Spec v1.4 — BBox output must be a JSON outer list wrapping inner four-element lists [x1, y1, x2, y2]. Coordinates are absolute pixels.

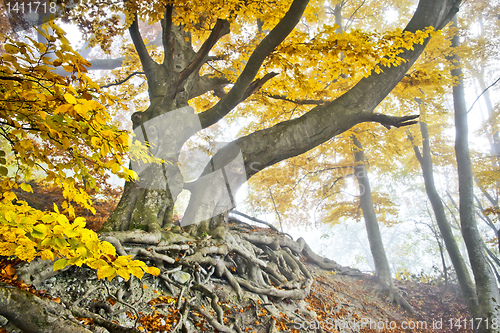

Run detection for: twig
[[269, 188, 284, 233], [467, 76, 500, 114], [100, 72, 145, 89]]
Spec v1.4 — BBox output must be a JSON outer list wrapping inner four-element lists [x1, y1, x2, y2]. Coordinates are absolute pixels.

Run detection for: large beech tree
[[98, 0, 461, 235], [0, 0, 475, 331]]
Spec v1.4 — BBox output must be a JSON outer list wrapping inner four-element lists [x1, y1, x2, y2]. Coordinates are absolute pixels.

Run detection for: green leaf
[[32, 224, 48, 239], [53, 258, 68, 271]]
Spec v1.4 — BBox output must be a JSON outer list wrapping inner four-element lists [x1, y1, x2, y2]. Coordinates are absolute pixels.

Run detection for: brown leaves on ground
[[13, 182, 121, 231], [302, 266, 472, 333], [0, 258, 60, 303]]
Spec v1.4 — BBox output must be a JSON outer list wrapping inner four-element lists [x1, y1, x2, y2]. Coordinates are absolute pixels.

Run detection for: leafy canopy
[[0, 22, 160, 281]]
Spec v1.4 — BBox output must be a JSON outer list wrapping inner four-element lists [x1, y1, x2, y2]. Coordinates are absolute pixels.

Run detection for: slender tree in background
[[353, 135, 414, 313], [451, 16, 500, 332], [411, 114, 479, 316]]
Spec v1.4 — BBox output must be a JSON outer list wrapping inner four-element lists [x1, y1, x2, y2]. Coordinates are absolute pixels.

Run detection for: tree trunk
[[451, 16, 500, 333], [0, 284, 93, 333], [101, 104, 196, 233], [100, 0, 460, 235], [352, 136, 393, 289], [412, 118, 479, 316], [352, 136, 415, 313]]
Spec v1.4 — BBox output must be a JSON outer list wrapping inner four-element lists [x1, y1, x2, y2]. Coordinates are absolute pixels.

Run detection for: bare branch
[[368, 113, 420, 129], [467, 76, 500, 114], [198, 0, 311, 129], [100, 71, 145, 89], [129, 13, 158, 74]]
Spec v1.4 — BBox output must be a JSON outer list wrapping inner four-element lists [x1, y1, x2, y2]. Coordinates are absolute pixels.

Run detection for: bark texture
[[451, 16, 500, 333], [413, 119, 479, 316], [0, 284, 92, 333]]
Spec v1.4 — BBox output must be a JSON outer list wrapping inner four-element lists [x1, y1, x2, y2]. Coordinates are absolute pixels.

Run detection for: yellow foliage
[[0, 196, 157, 281], [0, 24, 161, 281]]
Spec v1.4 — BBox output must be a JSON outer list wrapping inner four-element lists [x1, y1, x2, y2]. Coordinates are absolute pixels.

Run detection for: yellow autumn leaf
[[63, 93, 77, 104], [100, 241, 117, 255], [97, 265, 116, 280], [40, 249, 55, 261], [86, 258, 108, 270], [32, 224, 48, 239], [117, 267, 131, 281], [129, 266, 145, 280], [19, 183, 33, 193], [146, 266, 160, 276], [4, 44, 19, 54]]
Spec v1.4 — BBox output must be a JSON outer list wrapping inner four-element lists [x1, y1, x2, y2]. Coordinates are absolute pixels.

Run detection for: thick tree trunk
[[451, 17, 500, 333], [412, 119, 479, 316], [0, 284, 92, 333], [101, 0, 460, 234], [102, 105, 194, 233]]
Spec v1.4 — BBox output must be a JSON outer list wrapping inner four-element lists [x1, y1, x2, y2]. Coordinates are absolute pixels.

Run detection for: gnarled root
[[4, 220, 359, 332], [0, 282, 92, 333]]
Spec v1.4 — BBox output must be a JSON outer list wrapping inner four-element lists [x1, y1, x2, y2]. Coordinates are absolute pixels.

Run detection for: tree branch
[[161, 4, 174, 66], [242, 72, 279, 100], [198, 0, 311, 129], [177, 19, 230, 86], [129, 13, 158, 75], [88, 58, 126, 70], [100, 71, 145, 89], [189, 74, 231, 99], [265, 93, 326, 105], [200, 0, 459, 182], [367, 113, 420, 129]]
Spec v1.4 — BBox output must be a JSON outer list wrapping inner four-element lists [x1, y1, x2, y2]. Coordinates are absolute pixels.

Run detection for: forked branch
[[198, 0, 311, 129], [177, 19, 230, 86], [368, 113, 420, 129]]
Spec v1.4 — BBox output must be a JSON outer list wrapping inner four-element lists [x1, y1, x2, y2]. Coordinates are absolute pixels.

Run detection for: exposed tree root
[[385, 287, 417, 316], [0, 282, 92, 333], [2, 218, 415, 332]]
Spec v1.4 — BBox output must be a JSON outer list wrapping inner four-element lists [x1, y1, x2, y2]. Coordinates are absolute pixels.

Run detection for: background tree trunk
[[352, 136, 415, 313], [352, 136, 393, 289], [412, 117, 479, 316], [451, 16, 500, 333]]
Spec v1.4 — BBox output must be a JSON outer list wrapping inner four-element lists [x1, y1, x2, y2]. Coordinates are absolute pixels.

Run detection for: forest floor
[[2, 184, 472, 332], [0, 228, 472, 333]]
